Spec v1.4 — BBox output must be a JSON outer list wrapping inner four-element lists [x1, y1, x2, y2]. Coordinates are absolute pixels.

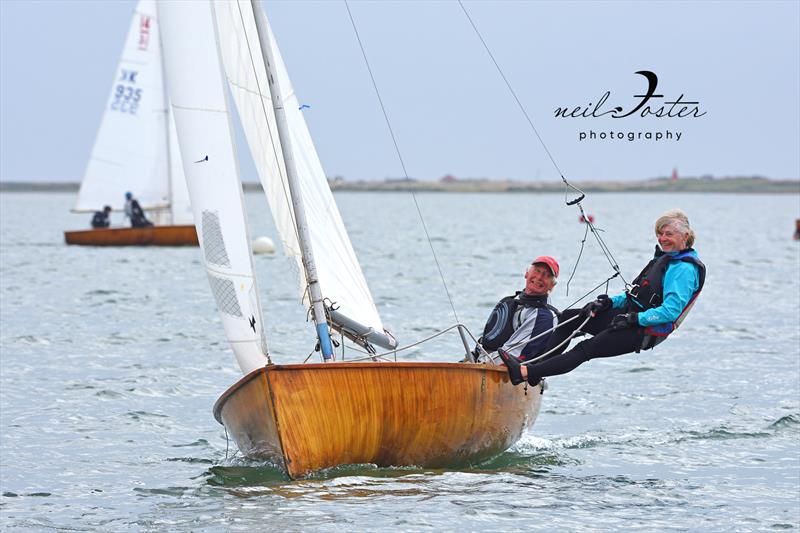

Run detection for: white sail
[[166, 112, 193, 224], [158, 0, 268, 373], [214, 0, 389, 341], [75, 0, 191, 225]]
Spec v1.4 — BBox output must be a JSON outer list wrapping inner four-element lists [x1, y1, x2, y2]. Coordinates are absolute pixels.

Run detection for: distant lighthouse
[[671, 168, 679, 181]]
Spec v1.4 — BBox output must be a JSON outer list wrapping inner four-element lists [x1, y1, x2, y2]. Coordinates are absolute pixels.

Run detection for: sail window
[[201, 210, 232, 267], [207, 274, 243, 318]]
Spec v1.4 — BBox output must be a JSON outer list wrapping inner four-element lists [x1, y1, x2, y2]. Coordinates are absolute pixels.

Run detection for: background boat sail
[[158, 0, 542, 479], [64, 0, 197, 246]]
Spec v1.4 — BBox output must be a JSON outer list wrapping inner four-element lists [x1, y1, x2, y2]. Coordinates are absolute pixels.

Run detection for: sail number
[[110, 69, 142, 115], [110, 84, 142, 114]]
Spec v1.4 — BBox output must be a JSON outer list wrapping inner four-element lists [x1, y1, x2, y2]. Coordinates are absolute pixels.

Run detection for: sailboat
[[158, 0, 542, 479], [64, 0, 197, 247]]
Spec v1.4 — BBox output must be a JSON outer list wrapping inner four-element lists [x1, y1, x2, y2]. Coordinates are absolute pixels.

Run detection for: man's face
[[524, 263, 556, 295]]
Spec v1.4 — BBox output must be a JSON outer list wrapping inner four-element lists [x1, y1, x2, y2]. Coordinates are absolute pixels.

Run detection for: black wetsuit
[[524, 306, 644, 378]]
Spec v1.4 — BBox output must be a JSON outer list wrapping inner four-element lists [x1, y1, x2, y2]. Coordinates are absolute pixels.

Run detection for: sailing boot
[[497, 349, 524, 385]]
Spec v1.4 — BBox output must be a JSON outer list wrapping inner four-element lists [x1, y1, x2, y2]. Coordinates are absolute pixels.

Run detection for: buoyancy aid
[[91, 211, 109, 228], [626, 246, 706, 349], [479, 292, 560, 352]]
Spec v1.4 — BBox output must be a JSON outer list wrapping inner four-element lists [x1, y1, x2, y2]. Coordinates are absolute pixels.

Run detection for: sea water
[[1, 191, 798, 531]]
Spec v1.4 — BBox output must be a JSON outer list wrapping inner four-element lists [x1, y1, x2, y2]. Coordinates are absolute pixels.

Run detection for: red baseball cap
[[532, 256, 559, 278]]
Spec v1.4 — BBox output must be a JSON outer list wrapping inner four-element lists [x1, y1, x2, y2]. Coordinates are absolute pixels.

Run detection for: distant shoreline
[[1, 176, 798, 194]]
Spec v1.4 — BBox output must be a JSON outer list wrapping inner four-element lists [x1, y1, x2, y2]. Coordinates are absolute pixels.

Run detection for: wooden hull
[[64, 225, 198, 246], [214, 362, 543, 478]]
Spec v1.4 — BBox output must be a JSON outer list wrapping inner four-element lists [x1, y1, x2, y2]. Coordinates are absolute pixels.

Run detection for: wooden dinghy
[[68, 0, 195, 244], [214, 362, 543, 479], [159, 1, 545, 480], [64, 225, 198, 246]]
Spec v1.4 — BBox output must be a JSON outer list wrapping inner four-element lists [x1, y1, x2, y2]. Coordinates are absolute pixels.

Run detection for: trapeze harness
[[625, 247, 706, 351], [479, 292, 560, 352]]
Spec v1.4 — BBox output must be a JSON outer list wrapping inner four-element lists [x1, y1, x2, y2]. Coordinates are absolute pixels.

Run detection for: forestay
[[213, 0, 393, 347], [158, 0, 268, 373], [75, 0, 191, 225]]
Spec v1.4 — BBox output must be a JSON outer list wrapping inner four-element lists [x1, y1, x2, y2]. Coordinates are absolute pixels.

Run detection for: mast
[[157, 16, 174, 225], [250, 0, 335, 361]]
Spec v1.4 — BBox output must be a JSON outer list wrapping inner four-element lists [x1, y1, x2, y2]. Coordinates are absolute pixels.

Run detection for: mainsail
[[214, 0, 395, 349], [75, 0, 191, 225], [158, 0, 268, 373]]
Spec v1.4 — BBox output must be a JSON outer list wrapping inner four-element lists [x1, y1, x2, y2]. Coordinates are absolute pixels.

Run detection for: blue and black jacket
[[611, 246, 705, 348]]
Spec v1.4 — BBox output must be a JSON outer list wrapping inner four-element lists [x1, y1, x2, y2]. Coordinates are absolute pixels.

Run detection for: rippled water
[[1, 191, 799, 531]]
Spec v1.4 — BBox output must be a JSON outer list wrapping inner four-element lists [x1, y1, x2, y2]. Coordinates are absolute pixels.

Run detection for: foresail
[[167, 112, 193, 225], [214, 1, 393, 346], [75, 0, 170, 213], [158, 0, 268, 374]]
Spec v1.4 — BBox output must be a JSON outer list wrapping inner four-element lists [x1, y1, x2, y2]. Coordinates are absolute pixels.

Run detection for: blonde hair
[[655, 209, 695, 248]]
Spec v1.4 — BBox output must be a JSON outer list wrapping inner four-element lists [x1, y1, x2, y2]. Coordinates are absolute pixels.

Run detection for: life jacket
[[91, 211, 109, 228], [479, 292, 560, 352], [625, 246, 706, 350], [129, 200, 152, 227]]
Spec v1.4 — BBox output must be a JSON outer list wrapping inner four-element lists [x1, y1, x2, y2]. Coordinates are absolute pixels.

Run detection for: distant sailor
[[477, 256, 561, 387], [124, 191, 153, 228], [502, 209, 705, 386], [91, 205, 112, 228]]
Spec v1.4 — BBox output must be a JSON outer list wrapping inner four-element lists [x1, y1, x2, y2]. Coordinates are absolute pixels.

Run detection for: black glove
[[582, 294, 612, 317], [611, 312, 638, 330], [594, 294, 612, 312]]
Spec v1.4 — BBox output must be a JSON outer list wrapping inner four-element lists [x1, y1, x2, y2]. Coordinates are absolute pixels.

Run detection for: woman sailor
[[502, 209, 705, 385]]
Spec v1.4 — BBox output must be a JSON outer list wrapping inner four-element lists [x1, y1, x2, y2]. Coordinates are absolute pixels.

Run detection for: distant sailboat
[[158, 0, 542, 479], [64, 0, 197, 246]]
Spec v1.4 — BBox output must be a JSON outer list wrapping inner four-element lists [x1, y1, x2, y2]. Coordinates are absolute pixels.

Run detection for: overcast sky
[[1, 0, 798, 182]]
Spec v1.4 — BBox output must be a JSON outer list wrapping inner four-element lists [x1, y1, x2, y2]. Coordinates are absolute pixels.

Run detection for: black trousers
[[524, 307, 646, 379]]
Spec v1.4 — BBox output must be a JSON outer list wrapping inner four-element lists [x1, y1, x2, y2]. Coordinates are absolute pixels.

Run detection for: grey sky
[[1, 0, 798, 182]]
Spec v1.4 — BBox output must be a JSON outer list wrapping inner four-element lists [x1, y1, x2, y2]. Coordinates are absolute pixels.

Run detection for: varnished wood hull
[[64, 225, 198, 246], [214, 362, 543, 478]]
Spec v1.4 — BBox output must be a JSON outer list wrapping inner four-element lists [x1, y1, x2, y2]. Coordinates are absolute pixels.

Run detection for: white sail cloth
[[158, 0, 268, 373], [75, 0, 191, 225], [214, 0, 386, 336]]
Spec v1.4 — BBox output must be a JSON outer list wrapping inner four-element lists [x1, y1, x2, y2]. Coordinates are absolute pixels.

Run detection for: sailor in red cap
[[475, 256, 561, 382]]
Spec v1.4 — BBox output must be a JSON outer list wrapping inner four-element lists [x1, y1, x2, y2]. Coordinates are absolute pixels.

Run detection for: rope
[[563, 272, 620, 313], [344, 1, 462, 326], [498, 312, 583, 353], [522, 313, 593, 365], [341, 323, 473, 362], [457, 1, 629, 290]]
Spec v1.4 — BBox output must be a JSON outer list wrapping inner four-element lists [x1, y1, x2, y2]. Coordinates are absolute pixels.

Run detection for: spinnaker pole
[[250, 0, 334, 361]]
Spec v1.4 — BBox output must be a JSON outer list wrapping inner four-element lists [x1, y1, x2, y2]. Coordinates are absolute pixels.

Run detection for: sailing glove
[[582, 294, 612, 317], [611, 312, 638, 330], [594, 294, 612, 312]]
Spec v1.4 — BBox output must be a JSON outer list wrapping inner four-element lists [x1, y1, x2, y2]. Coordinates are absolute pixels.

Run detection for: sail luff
[[158, 31, 174, 225]]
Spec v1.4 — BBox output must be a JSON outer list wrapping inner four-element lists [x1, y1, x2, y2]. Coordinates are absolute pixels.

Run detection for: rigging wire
[[343, 0, 462, 326], [457, 1, 630, 292]]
